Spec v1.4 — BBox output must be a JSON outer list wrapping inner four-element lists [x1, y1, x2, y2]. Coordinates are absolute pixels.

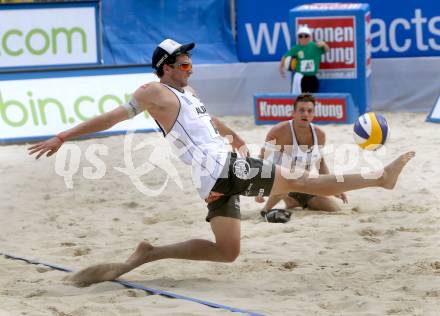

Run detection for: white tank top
[[289, 120, 322, 172], [161, 84, 229, 199]]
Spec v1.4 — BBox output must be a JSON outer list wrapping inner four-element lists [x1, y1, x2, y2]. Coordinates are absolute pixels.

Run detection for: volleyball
[[283, 56, 297, 71], [353, 112, 390, 150]]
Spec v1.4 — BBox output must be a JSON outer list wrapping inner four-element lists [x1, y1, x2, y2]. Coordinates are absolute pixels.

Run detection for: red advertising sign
[[296, 16, 357, 78], [256, 97, 347, 123]]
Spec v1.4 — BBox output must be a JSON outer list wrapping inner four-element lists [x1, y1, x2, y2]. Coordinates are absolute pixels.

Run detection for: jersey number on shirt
[[300, 59, 316, 72]]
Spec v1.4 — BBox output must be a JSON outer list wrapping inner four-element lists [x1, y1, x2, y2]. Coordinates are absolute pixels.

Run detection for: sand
[[1, 112, 439, 315]]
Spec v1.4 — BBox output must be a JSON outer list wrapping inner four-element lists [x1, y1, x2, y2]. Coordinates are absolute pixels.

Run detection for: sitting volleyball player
[[28, 38, 414, 285], [257, 93, 348, 223]]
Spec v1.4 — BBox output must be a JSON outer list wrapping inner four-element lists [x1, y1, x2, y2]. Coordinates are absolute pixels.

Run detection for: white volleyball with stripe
[[283, 56, 297, 71], [353, 112, 390, 150]]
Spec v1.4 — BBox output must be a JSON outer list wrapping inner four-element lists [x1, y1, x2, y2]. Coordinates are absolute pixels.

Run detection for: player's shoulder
[[137, 81, 163, 93], [267, 121, 291, 139], [133, 82, 171, 108], [134, 82, 169, 100], [271, 120, 290, 132]]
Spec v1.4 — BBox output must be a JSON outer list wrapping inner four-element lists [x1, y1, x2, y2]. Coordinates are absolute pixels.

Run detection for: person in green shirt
[[280, 26, 329, 93]]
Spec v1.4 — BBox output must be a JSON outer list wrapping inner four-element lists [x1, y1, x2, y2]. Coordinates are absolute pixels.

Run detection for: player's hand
[[279, 65, 286, 78], [316, 41, 326, 47], [255, 196, 265, 203], [335, 193, 348, 204], [28, 137, 63, 159], [231, 134, 250, 158]]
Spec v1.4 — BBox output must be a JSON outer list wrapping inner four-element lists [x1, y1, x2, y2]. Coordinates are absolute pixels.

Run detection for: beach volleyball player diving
[[28, 38, 415, 285]]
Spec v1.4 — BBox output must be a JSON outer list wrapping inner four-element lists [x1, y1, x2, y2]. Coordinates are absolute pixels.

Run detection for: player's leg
[[67, 217, 241, 286], [261, 194, 286, 211], [300, 75, 319, 93], [125, 196, 242, 265], [283, 195, 301, 209], [306, 196, 340, 212], [124, 217, 240, 267], [284, 192, 311, 209], [269, 151, 415, 196]]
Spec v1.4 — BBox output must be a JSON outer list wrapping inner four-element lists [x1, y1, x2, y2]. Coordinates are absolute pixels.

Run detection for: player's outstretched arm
[[317, 41, 330, 52], [255, 126, 282, 203], [28, 106, 130, 159], [279, 56, 287, 78], [211, 116, 249, 157]]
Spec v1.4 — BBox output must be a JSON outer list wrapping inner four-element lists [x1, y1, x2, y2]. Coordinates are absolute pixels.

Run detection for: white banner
[[0, 7, 98, 68], [427, 95, 440, 123], [0, 72, 159, 142]]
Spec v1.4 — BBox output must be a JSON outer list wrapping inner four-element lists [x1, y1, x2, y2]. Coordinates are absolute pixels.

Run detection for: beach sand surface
[[1, 112, 439, 315]]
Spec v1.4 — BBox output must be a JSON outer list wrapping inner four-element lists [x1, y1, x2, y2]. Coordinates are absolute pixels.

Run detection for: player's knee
[[332, 202, 342, 212], [326, 199, 342, 212], [309, 198, 341, 212], [218, 243, 240, 262], [324, 203, 340, 212], [223, 249, 240, 262]]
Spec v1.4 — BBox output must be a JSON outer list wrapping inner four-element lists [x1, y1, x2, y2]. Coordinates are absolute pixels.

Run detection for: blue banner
[[236, 0, 440, 61], [102, 0, 238, 65]]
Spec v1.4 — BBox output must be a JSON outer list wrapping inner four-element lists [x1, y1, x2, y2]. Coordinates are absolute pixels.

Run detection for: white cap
[[158, 39, 183, 54], [297, 26, 312, 36], [152, 39, 195, 69]]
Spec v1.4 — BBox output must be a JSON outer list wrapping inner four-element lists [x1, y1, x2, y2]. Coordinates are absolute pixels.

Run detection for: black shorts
[[206, 153, 276, 222], [287, 192, 315, 208], [301, 75, 319, 93]]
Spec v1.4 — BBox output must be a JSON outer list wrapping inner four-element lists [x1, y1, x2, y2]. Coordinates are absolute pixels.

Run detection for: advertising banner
[[0, 2, 100, 69], [0, 68, 158, 143], [236, 0, 440, 61], [289, 4, 371, 115], [296, 16, 357, 79], [254, 93, 358, 125], [101, 0, 237, 65], [426, 95, 440, 123]]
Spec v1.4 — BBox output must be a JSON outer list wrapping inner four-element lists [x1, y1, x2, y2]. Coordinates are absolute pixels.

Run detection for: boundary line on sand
[[0, 252, 264, 316]]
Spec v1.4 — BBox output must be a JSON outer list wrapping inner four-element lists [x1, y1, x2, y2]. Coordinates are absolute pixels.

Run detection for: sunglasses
[[298, 34, 310, 39], [170, 62, 192, 72]]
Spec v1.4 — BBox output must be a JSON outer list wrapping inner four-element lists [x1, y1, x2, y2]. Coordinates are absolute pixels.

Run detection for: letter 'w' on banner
[[426, 94, 440, 123]]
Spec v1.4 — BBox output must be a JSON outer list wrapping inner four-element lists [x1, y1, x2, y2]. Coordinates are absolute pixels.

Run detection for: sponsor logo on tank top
[[195, 105, 207, 115]]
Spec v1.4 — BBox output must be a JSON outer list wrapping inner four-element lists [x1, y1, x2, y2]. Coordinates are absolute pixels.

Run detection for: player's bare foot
[[65, 262, 131, 287], [380, 151, 415, 189], [125, 241, 154, 268]]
